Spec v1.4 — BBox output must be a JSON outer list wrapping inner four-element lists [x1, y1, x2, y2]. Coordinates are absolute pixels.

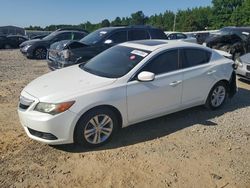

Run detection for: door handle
[[169, 80, 182, 87], [207, 70, 216, 75]]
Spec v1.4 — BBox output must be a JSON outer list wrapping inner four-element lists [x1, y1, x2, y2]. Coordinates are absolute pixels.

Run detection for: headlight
[[60, 49, 70, 60], [34, 101, 75, 115], [23, 45, 31, 51], [235, 58, 243, 68]]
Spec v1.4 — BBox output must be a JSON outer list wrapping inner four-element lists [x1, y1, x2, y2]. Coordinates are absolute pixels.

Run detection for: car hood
[[20, 39, 41, 47], [50, 40, 88, 51], [50, 40, 72, 50], [23, 65, 117, 102], [239, 53, 250, 64]]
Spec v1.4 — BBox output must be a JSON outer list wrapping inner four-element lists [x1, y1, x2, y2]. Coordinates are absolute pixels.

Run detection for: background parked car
[[20, 28, 88, 59], [204, 27, 250, 60], [236, 53, 250, 81], [0, 35, 28, 49], [47, 25, 167, 70], [165, 32, 197, 43]]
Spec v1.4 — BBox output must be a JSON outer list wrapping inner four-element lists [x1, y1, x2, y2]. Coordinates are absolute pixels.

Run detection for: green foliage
[[25, 0, 250, 32]]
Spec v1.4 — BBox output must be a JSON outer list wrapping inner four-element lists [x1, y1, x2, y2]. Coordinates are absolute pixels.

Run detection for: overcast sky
[[0, 0, 212, 27]]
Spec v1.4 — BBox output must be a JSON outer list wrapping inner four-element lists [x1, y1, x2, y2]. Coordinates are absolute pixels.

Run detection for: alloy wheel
[[35, 48, 46, 59], [211, 85, 226, 107], [84, 114, 113, 144]]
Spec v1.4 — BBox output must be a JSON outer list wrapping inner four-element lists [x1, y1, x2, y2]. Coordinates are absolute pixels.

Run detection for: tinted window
[[141, 50, 179, 75], [108, 31, 127, 43], [73, 32, 86, 40], [176, 33, 187, 39], [128, 30, 150, 40], [81, 46, 150, 78], [168, 34, 176, 40], [149, 29, 167, 39], [56, 33, 72, 40], [181, 49, 211, 68], [80, 29, 110, 45]]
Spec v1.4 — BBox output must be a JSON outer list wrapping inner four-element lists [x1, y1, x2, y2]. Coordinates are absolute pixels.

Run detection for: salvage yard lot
[[0, 49, 249, 188]]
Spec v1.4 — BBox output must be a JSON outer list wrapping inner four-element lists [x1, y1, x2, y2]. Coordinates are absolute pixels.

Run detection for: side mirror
[[104, 39, 113, 45], [137, 71, 155, 82]]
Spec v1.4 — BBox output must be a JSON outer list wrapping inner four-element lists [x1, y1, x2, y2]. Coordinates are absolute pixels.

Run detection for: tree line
[[25, 0, 250, 32]]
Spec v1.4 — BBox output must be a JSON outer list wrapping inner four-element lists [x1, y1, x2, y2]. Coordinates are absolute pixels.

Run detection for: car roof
[[119, 40, 208, 52], [95, 25, 160, 32]]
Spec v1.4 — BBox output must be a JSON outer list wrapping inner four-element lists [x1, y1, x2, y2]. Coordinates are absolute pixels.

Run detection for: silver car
[[236, 53, 250, 81]]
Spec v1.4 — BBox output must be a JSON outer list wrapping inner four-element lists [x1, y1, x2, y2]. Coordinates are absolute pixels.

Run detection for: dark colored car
[[205, 27, 250, 59], [20, 28, 88, 59], [0, 35, 28, 49], [47, 25, 167, 70]]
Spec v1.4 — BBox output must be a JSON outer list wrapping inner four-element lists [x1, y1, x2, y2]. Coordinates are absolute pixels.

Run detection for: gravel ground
[[0, 49, 249, 188]]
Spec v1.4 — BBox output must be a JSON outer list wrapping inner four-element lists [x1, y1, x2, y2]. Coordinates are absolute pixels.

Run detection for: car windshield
[[80, 46, 150, 78], [80, 29, 110, 45], [42, 31, 58, 40]]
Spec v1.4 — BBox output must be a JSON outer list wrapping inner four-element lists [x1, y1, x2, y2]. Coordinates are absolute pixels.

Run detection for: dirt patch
[[0, 50, 250, 188]]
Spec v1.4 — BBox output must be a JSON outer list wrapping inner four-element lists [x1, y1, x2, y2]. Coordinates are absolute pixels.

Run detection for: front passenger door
[[127, 49, 183, 124]]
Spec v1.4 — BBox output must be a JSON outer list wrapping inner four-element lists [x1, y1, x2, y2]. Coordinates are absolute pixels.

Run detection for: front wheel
[[34, 47, 47, 59], [205, 82, 228, 110], [74, 108, 119, 147]]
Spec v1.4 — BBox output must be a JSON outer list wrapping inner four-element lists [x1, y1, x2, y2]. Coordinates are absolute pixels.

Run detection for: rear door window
[[128, 30, 150, 41], [181, 48, 211, 68]]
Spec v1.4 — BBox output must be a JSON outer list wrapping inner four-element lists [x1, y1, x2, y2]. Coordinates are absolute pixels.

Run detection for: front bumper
[[47, 50, 75, 70], [236, 63, 250, 80], [17, 91, 79, 145], [20, 47, 33, 58]]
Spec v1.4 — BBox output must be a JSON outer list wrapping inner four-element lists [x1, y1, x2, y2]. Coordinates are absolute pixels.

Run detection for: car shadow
[[53, 87, 250, 153]]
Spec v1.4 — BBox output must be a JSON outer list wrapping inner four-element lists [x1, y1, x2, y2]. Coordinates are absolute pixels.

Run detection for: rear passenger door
[[180, 48, 216, 107]]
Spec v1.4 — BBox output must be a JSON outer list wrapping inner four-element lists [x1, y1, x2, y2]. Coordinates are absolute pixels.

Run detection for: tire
[[4, 44, 12, 49], [34, 47, 47, 59], [74, 108, 119, 147], [205, 82, 228, 110]]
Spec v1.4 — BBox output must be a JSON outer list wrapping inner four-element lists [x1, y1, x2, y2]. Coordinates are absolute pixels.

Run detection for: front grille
[[28, 128, 58, 140], [19, 96, 34, 110], [247, 65, 250, 71]]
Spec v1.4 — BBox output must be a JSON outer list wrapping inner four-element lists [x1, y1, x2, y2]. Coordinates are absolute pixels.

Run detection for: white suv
[[18, 40, 237, 147]]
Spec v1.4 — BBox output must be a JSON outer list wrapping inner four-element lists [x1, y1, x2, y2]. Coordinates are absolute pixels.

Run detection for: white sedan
[[18, 40, 237, 147]]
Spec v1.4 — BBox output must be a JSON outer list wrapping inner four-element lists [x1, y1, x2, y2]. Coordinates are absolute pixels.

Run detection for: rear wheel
[[205, 82, 228, 110], [74, 108, 119, 147], [34, 47, 47, 59]]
